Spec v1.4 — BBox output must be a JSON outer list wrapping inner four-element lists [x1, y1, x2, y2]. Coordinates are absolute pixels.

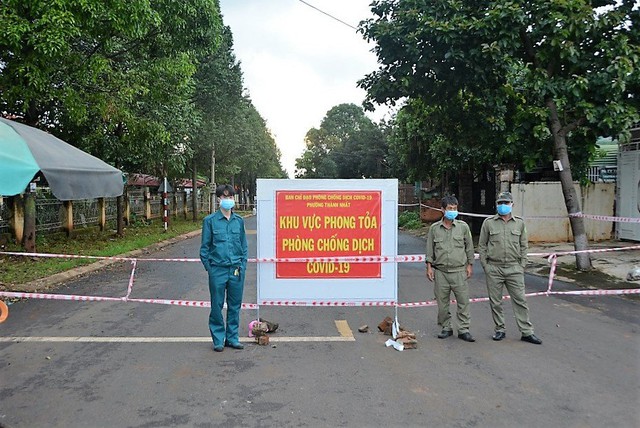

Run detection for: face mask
[[497, 204, 512, 216], [220, 199, 235, 210], [444, 210, 458, 220]]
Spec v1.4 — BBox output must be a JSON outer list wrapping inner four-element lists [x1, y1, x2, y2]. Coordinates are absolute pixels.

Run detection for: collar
[[214, 210, 237, 221]]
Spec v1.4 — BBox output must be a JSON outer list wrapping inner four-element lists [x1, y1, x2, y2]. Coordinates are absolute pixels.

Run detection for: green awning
[[0, 120, 40, 196], [0, 118, 123, 199]]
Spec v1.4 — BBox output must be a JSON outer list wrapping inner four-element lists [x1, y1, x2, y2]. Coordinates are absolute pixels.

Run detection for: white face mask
[[444, 210, 458, 220], [220, 199, 235, 210], [497, 203, 512, 215]]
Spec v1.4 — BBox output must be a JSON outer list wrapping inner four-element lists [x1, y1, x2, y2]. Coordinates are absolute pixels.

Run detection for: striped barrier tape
[[1, 246, 638, 318], [3, 246, 640, 263], [0, 291, 258, 310], [0, 250, 428, 264], [569, 212, 640, 223], [258, 300, 396, 307], [1, 287, 638, 311], [420, 204, 640, 223]]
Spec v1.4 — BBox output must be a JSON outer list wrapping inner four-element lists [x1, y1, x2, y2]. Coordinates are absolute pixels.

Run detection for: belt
[[486, 260, 519, 267]]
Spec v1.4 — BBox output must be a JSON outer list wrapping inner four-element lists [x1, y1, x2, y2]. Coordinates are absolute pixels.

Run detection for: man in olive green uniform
[[426, 196, 476, 342], [478, 191, 542, 345]]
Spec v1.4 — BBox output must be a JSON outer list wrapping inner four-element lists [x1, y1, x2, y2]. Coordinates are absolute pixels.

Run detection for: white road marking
[[0, 321, 356, 343], [0, 336, 355, 343]]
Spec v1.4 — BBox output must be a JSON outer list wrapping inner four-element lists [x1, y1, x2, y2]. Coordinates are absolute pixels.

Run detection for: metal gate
[[471, 169, 496, 234], [617, 141, 640, 241]]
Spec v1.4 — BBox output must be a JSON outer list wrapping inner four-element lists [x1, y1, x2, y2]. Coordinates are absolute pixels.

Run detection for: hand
[[426, 266, 434, 282], [466, 264, 473, 279]]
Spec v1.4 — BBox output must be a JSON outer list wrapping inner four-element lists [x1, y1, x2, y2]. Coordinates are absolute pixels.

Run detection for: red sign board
[[275, 190, 382, 278]]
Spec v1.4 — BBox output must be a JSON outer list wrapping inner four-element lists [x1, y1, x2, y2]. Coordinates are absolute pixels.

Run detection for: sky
[[218, 0, 392, 177]]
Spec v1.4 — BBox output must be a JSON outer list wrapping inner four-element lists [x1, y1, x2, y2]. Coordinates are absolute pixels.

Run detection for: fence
[[0, 188, 211, 241], [0, 198, 9, 235]]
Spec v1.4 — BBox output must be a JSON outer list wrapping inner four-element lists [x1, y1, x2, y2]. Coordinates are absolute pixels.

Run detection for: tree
[[295, 103, 390, 179], [0, 0, 223, 176], [360, 0, 639, 269]]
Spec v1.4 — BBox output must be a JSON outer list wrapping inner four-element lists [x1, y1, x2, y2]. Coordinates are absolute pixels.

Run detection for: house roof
[[175, 178, 207, 189], [127, 173, 160, 187]]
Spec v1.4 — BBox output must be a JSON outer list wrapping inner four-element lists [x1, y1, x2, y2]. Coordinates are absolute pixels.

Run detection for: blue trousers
[[208, 266, 245, 347]]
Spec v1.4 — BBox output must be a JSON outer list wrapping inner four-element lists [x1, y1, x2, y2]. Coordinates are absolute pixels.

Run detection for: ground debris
[[378, 316, 418, 350], [377, 316, 393, 335]]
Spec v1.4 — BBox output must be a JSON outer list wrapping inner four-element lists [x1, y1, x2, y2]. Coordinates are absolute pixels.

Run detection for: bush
[[398, 210, 422, 229]]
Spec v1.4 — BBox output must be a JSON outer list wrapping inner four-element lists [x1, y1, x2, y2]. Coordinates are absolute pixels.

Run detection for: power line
[[297, 0, 359, 30]]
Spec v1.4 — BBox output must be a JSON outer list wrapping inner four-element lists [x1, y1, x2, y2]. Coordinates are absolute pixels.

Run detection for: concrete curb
[[10, 229, 203, 293]]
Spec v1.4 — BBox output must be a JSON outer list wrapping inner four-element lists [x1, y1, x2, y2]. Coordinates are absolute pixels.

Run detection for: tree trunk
[[546, 98, 592, 270], [116, 194, 124, 237], [210, 145, 215, 188], [191, 159, 198, 222], [22, 192, 36, 253], [458, 169, 473, 213]]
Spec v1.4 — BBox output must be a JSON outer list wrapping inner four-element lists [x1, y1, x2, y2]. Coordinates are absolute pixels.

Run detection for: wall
[[511, 182, 615, 242]]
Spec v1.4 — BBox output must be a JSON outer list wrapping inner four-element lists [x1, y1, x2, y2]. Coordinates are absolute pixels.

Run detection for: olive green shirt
[[425, 219, 474, 273], [478, 214, 528, 268]]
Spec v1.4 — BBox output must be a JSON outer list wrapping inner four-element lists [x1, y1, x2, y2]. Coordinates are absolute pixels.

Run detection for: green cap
[[496, 191, 513, 203]]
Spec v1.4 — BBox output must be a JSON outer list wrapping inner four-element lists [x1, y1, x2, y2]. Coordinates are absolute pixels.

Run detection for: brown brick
[[378, 316, 393, 334], [397, 337, 418, 349]]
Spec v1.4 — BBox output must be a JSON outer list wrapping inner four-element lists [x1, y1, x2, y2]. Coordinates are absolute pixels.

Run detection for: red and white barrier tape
[[570, 212, 640, 223], [2, 245, 638, 264], [2, 287, 637, 310], [259, 300, 396, 307], [531, 245, 640, 258], [0, 251, 200, 262], [124, 260, 137, 299], [1, 246, 638, 311], [0, 291, 258, 309], [420, 204, 640, 223]]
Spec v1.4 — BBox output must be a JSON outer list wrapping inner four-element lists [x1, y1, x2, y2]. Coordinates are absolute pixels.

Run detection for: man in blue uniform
[[200, 184, 248, 352]]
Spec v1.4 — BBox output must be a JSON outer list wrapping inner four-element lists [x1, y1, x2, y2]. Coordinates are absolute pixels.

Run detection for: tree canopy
[[295, 103, 390, 179], [359, 0, 639, 268], [0, 0, 284, 190]]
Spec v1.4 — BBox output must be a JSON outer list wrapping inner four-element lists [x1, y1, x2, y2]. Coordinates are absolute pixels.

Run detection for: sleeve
[[199, 218, 212, 271], [464, 223, 474, 265], [425, 225, 435, 266], [240, 217, 248, 269], [478, 219, 489, 270], [520, 220, 528, 268]]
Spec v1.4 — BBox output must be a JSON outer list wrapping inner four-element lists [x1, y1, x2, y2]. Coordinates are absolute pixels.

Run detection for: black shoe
[[458, 332, 475, 342], [521, 334, 542, 345], [492, 331, 506, 341], [225, 341, 245, 350], [213, 345, 224, 352], [437, 330, 453, 339]]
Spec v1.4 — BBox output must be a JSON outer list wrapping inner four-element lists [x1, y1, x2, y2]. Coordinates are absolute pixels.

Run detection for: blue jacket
[[200, 210, 248, 271]]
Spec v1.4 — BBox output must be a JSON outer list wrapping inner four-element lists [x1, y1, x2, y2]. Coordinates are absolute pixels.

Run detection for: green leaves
[[295, 104, 389, 179], [359, 0, 639, 182]]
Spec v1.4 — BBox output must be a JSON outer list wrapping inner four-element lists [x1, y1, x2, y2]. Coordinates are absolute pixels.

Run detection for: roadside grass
[[0, 214, 228, 286]]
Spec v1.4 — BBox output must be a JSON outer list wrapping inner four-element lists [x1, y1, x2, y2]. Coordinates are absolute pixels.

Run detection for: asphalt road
[[1, 216, 638, 427]]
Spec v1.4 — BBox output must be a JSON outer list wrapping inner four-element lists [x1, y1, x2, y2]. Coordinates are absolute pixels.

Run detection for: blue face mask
[[497, 204, 512, 216], [444, 210, 458, 220], [220, 199, 235, 210]]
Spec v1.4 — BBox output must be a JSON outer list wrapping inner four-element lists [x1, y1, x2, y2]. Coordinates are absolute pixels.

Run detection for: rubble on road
[[250, 317, 279, 345], [379, 316, 418, 350]]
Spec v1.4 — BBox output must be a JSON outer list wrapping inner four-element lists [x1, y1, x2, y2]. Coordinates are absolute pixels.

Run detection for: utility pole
[[210, 145, 216, 213]]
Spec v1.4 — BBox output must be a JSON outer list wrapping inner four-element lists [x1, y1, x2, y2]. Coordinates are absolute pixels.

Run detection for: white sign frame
[[256, 179, 398, 303]]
